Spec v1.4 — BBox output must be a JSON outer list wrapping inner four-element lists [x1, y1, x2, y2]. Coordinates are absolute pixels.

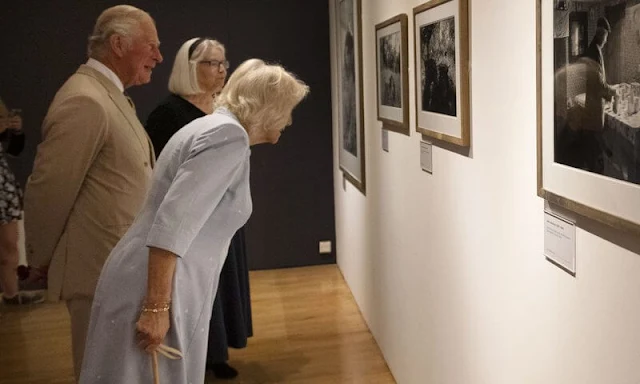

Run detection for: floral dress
[[0, 139, 22, 224]]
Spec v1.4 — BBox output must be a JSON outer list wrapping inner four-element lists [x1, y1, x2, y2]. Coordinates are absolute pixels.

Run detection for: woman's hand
[[8, 115, 22, 131], [135, 310, 170, 353], [138, 247, 178, 353]]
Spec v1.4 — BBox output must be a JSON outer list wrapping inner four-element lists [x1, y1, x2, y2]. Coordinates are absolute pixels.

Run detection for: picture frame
[[375, 14, 410, 136], [536, 0, 640, 236], [413, 0, 470, 147], [335, 0, 366, 194]]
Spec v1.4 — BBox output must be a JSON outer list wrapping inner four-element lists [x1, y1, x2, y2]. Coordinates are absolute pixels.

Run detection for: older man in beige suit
[[23, 5, 162, 380]]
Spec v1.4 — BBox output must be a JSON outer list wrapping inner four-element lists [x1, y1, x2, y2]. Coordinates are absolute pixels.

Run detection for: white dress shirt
[[86, 58, 124, 92]]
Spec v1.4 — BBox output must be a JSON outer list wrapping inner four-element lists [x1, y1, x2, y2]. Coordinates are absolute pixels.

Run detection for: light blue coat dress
[[79, 108, 252, 384]]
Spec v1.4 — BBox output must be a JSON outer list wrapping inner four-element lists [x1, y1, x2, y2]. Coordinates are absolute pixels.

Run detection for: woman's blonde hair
[[168, 37, 226, 96], [214, 59, 310, 135]]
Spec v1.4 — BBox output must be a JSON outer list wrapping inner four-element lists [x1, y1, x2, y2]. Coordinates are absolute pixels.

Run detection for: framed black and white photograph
[[334, 0, 366, 193], [375, 14, 410, 136], [413, 0, 470, 146], [537, 0, 640, 235]]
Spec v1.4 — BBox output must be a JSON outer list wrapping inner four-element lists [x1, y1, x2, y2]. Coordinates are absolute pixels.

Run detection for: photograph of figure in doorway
[[420, 16, 457, 117], [339, 0, 357, 156], [379, 31, 402, 108], [553, 0, 640, 185]]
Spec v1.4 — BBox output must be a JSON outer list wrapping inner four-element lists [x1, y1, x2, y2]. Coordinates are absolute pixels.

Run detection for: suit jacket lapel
[[76, 65, 155, 163]]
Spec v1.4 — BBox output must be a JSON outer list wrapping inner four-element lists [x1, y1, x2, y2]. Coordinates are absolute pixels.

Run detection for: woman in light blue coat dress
[[79, 58, 309, 384]]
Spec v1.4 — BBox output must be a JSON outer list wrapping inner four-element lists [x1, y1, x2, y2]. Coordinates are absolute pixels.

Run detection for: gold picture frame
[[412, 0, 470, 147], [375, 13, 410, 136], [335, 0, 366, 194], [536, 0, 640, 236]]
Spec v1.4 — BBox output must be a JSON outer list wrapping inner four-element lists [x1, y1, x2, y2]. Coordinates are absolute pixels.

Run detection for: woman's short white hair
[[168, 38, 226, 96], [87, 5, 152, 59], [214, 59, 310, 135]]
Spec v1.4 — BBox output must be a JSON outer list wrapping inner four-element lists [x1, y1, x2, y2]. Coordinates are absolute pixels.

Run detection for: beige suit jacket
[[24, 65, 155, 302]]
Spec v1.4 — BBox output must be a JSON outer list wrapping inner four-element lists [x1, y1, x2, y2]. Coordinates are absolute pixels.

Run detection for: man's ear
[[109, 34, 126, 58]]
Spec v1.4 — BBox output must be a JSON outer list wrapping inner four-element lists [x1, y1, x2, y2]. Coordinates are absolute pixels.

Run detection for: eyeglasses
[[199, 60, 230, 70]]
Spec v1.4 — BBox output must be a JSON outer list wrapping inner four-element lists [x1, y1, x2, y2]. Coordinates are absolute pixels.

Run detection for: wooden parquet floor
[[0, 265, 395, 384]]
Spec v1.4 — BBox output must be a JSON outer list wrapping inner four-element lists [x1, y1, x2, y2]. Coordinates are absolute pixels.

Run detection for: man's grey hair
[[87, 5, 152, 59]]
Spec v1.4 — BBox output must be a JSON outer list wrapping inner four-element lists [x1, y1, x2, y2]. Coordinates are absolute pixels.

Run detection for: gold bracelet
[[141, 300, 171, 313], [141, 305, 170, 313]]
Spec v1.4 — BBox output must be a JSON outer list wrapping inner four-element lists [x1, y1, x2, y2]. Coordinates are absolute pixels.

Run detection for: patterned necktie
[[124, 93, 136, 112]]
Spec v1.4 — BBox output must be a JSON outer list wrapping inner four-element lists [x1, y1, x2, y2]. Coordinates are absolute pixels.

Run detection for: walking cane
[[152, 351, 160, 384], [151, 344, 184, 384]]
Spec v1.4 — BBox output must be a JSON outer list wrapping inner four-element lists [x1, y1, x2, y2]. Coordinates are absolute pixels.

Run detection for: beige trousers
[[65, 298, 93, 382]]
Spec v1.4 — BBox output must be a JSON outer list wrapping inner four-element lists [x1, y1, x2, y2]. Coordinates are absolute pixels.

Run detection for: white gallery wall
[[329, 1, 640, 383]]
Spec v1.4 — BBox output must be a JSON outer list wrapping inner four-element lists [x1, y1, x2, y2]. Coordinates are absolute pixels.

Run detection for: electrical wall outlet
[[319, 240, 332, 254]]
